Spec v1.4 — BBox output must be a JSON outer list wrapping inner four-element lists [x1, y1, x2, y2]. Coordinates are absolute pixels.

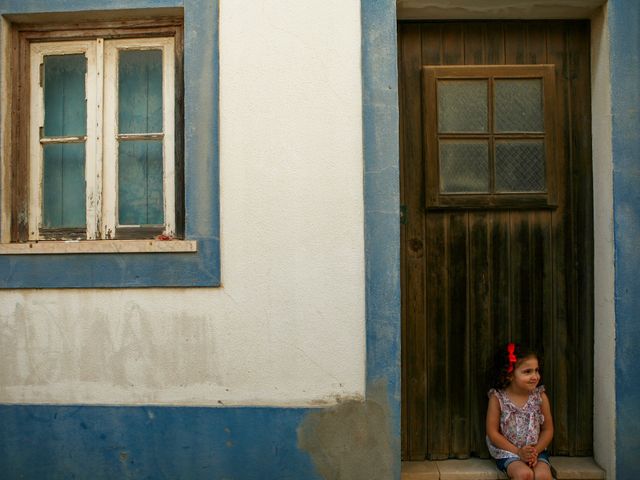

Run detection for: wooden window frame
[[6, 18, 184, 243], [423, 65, 558, 209]]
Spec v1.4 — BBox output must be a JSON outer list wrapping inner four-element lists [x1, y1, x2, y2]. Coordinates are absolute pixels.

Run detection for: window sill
[[0, 239, 197, 255]]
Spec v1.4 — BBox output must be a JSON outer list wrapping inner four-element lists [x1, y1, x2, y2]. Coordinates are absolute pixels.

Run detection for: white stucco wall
[[591, 5, 616, 478], [0, 0, 365, 407]]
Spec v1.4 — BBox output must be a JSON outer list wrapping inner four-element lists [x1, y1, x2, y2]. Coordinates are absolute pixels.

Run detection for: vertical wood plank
[[463, 22, 488, 458], [509, 211, 532, 343], [399, 22, 427, 461], [422, 23, 443, 67], [174, 26, 185, 238], [399, 23, 409, 461], [546, 21, 571, 455], [504, 22, 526, 65], [421, 22, 445, 460], [425, 212, 449, 459], [468, 212, 492, 457], [485, 22, 505, 65], [439, 25, 464, 457], [441, 23, 465, 66], [526, 22, 548, 64], [464, 23, 485, 65], [13, 31, 30, 241], [448, 212, 470, 458], [567, 21, 594, 456], [531, 212, 554, 393], [491, 212, 511, 344]]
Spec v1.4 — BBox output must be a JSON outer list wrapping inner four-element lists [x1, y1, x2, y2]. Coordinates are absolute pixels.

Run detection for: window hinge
[[39, 63, 44, 87], [400, 205, 407, 225]]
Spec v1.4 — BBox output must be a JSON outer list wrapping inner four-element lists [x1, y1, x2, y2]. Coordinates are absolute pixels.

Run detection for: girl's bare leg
[[506, 461, 534, 480], [532, 461, 553, 480]]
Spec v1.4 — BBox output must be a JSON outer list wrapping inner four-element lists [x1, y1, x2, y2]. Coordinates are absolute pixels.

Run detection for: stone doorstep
[[550, 457, 606, 480], [401, 457, 605, 480]]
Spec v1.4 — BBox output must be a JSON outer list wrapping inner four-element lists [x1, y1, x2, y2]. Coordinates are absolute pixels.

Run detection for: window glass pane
[[495, 140, 545, 192], [44, 54, 87, 137], [437, 80, 488, 133], [439, 140, 489, 193], [42, 143, 86, 228], [118, 140, 164, 225], [118, 50, 163, 134], [494, 79, 543, 132]]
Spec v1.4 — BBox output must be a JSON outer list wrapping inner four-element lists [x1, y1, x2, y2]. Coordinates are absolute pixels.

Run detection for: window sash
[[29, 40, 98, 240], [28, 36, 175, 240], [103, 37, 175, 239]]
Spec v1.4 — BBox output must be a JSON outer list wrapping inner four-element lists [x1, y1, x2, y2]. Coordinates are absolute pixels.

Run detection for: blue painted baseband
[[0, 404, 321, 480]]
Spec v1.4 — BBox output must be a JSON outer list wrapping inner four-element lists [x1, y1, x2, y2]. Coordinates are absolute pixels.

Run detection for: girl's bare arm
[[535, 392, 554, 453]]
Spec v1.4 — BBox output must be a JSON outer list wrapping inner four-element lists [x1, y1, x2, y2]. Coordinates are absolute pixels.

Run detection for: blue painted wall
[[610, 0, 640, 478], [0, 0, 401, 478], [362, 0, 401, 475], [0, 405, 320, 480]]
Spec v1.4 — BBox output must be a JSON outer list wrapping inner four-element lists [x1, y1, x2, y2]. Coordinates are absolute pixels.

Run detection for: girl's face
[[508, 355, 540, 393]]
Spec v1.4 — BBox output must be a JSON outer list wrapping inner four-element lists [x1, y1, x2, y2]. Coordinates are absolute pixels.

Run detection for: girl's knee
[[508, 463, 538, 480], [512, 472, 534, 480], [534, 464, 553, 480]]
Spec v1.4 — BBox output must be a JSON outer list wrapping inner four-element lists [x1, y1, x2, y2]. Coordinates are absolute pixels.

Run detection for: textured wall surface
[[0, 0, 366, 406]]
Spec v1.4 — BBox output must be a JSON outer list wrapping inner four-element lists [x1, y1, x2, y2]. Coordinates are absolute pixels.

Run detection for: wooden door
[[399, 21, 593, 460]]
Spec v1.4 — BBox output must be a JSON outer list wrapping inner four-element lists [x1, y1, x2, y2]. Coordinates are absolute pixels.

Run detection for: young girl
[[486, 343, 554, 480]]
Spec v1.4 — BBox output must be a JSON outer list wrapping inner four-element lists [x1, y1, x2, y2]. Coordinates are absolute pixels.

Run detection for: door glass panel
[[44, 54, 87, 137], [118, 140, 164, 225], [437, 80, 488, 133], [495, 140, 545, 192], [118, 49, 163, 134], [42, 143, 86, 228], [494, 79, 543, 132], [439, 140, 489, 193]]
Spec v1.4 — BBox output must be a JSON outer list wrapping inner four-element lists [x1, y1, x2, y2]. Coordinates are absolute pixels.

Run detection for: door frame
[[396, 0, 614, 474]]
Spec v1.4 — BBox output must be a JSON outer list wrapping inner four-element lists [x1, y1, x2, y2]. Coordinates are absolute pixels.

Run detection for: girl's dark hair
[[489, 343, 542, 390]]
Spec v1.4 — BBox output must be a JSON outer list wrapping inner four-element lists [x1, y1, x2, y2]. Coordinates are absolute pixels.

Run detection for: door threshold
[[401, 456, 605, 480]]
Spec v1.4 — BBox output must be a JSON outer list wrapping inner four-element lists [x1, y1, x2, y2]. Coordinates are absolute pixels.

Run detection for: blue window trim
[[0, 0, 220, 288]]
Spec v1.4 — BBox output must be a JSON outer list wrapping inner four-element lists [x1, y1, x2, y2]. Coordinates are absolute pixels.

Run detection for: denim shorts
[[495, 450, 550, 473]]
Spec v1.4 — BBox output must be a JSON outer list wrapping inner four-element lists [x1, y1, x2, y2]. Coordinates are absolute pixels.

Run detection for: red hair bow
[[507, 343, 517, 373]]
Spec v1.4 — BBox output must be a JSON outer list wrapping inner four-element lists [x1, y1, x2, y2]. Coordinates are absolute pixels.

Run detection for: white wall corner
[[590, 4, 616, 479]]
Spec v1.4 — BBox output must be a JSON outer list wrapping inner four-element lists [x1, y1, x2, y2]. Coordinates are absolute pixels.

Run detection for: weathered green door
[[400, 21, 593, 460]]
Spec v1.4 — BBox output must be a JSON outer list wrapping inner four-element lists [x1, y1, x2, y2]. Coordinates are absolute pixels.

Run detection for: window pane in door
[[437, 80, 488, 133], [42, 143, 86, 228], [118, 140, 164, 225], [118, 49, 163, 134], [439, 140, 489, 193], [494, 79, 543, 132], [495, 140, 545, 192], [44, 54, 87, 137]]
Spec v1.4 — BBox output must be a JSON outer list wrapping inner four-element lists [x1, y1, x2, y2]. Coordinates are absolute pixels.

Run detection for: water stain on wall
[[0, 301, 221, 392], [297, 381, 393, 480]]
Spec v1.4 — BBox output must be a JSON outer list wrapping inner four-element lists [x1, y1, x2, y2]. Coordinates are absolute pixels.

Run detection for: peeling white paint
[[0, 0, 365, 407]]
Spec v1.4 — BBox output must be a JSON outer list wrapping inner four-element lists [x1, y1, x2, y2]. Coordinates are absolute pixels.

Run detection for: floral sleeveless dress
[[486, 386, 546, 459]]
